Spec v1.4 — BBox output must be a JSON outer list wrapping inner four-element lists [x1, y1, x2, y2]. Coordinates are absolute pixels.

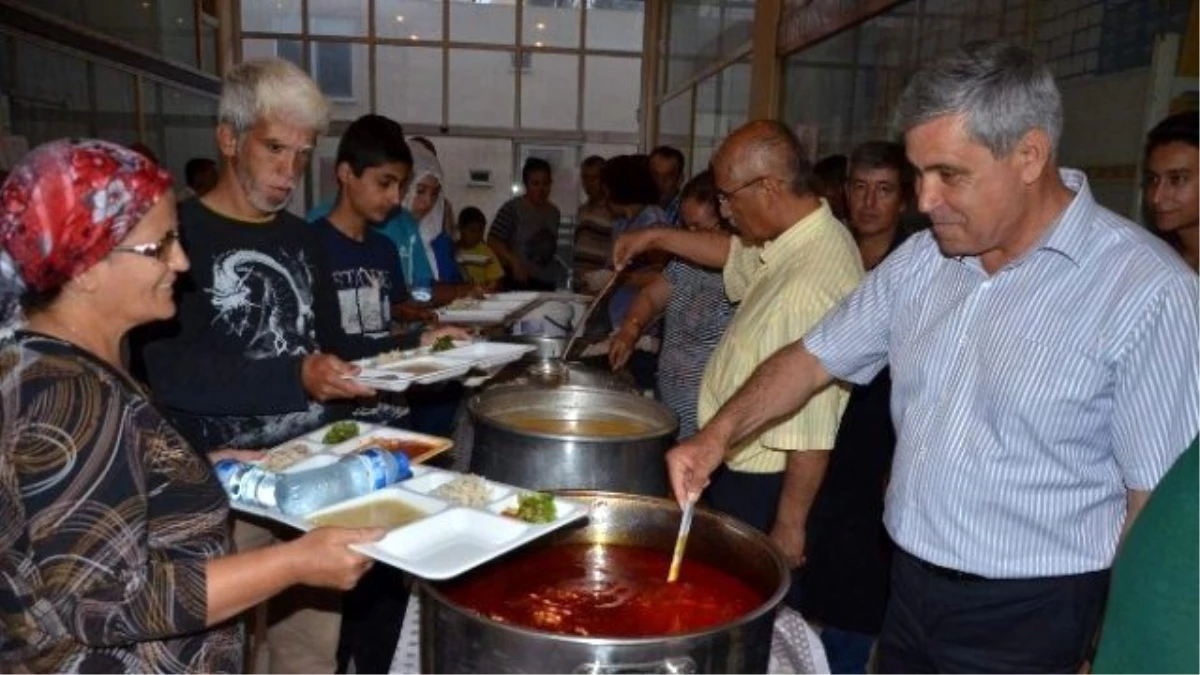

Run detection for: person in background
[[649, 145, 686, 224], [608, 170, 735, 439], [136, 57, 375, 674], [795, 140, 914, 674], [602, 154, 672, 392], [665, 42, 1199, 673], [129, 141, 160, 165], [407, 136, 458, 240], [181, 156, 219, 201], [614, 122, 863, 599], [456, 206, 504, 288], [1142, 110, 1199, 271], [313, 114, 466, 362], [574, 155, 611, 278], [1091, 437, 1198, 674], [312, 114, 466, 675], [0, 139, 380, 673], [395, 142, 471, 305], [813, 154, 849, 222], [489, 157, 562, 290]]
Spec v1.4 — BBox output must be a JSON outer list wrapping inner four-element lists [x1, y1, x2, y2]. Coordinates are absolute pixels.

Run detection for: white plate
[[436, 341, 536, 369], [225, 466, 589, 581], [435, 308, 510, 323], [369, 355, 473, 384], [487, 291, 542, 303], [351, 368, 417, 392]]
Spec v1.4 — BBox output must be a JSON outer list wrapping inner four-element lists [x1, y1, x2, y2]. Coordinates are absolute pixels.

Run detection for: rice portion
[[431, 474, 492, 507]]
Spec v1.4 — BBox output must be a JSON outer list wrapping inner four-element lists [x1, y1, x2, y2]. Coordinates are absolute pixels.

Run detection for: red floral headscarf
[[0, 139, 172, 331]]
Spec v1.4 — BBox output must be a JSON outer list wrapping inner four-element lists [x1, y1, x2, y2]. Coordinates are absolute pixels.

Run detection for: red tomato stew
[[440, 543, 764, 637]]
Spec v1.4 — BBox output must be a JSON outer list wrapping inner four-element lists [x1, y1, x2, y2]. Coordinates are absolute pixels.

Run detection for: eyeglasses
[[716, 176, 771, 204], [110, 230, 179, 263]]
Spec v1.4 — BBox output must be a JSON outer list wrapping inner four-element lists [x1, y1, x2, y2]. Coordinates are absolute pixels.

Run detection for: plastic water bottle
[[214, 448, 413, 517]]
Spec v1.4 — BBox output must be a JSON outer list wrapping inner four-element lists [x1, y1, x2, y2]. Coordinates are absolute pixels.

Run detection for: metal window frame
[[237, 0, 647, 209]]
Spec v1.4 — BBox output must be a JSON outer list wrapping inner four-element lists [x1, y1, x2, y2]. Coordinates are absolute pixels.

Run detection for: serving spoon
[[666, 498, 696, 583], [562, 270, 622, 362]]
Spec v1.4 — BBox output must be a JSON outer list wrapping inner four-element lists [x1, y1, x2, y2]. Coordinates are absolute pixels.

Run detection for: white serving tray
[[226, 464, 588, 580], [351, 340, 533, 390], [436, 341, 535, 369], [255, 422, 455, 472]]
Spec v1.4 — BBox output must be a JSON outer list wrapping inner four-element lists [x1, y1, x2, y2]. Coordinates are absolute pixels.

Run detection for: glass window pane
[[159, 0, 198, 67], [93, 65, 138, 147], [243, 38, 303, 66], [658, 92, 692, 170], [448, 49, 515, 127], [667, 0, 721, 91], [160, 87, 219, 187], [449, 0, 515, 45], [521, 53, 579, 130], [200, 18, 218, 74], [312, 41, 369, 120], [523, 4, 580, 49], [586, 0, 643, 51], [781, 61, 856, 158], [719, 2, 754, 56], [718, 59, 751, 137], [376, 46, 443, 125], [308, 0, 367, 37], [376, 0, 443, 41], [311, 135, 341, 209], [692, 74, 719, 173], [583, 55, 641, 133], [434, 137, 515, 226], [241, 0, 303, 33]]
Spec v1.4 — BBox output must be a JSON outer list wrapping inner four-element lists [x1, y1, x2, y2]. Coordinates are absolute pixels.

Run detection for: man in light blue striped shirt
[[666, 42, 1199, 673]]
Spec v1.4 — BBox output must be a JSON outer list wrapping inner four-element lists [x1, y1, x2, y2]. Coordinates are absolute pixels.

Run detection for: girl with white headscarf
[[393, 144, 475, 304]]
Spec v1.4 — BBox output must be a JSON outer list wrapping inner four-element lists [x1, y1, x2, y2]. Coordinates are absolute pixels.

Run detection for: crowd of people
[[0, 38, 1196, 675]]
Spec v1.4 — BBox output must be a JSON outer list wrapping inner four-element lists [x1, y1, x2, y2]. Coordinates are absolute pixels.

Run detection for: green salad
[[431, 335, 456, 352], [506, 491, 557, 523], [322, 420, 360, 444]]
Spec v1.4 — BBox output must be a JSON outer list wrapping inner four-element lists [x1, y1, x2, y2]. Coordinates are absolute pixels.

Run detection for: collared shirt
[[663, 193, 682, 226], [804, 169, 1200, 578], [698, 202, 863, 473]]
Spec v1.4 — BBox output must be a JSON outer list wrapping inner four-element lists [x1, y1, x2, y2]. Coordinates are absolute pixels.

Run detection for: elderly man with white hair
[[137, 57, 376, 673]]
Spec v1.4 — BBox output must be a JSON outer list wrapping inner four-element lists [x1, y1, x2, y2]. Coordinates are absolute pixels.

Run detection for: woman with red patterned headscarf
[[0, 139, 382, 673]]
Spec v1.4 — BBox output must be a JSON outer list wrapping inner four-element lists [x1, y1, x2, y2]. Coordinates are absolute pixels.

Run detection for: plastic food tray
[[435, 341, 535, 369], [226, 464, 588, 580], [255, 422, 453, 473]]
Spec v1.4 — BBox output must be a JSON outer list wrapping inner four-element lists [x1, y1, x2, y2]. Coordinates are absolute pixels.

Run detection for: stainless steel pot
[[420, 491, 791, 674], [468, 385, 677, 497]]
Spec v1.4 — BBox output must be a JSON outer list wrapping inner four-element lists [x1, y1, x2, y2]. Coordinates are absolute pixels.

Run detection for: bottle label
[[359, 448, 396, 490], [213, 459, 244, 498]]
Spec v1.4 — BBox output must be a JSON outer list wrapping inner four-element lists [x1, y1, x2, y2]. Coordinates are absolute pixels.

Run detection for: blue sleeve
[[306, 200, 334, 224]]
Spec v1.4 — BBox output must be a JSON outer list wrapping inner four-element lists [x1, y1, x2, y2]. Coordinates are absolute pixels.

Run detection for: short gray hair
[[218, 58, 331, 136], [893, 41, 1062, 158]]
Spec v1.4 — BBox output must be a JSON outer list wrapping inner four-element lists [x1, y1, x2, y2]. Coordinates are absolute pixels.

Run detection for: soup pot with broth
[[421, 491, 790, 673], [468, 385, 677, 497]]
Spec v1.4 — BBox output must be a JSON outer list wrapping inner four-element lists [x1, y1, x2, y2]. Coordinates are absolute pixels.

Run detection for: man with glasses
[[665, 43, 1199, 672], [614, 120, 863, 606]]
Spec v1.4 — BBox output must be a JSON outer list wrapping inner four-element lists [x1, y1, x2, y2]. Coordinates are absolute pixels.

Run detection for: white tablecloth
[[388, 594, 830, 674]]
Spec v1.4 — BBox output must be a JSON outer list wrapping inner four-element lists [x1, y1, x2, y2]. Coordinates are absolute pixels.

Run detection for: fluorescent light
[[395, 14, 404, 22]]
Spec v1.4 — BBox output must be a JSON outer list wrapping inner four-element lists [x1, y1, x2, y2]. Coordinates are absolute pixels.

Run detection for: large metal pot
[[421, 491, 790, 674], [468, 385, 677, 497]]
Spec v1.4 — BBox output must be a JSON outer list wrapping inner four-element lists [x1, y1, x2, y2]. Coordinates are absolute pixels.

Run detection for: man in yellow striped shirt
[[614, 121, 863, 589]]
